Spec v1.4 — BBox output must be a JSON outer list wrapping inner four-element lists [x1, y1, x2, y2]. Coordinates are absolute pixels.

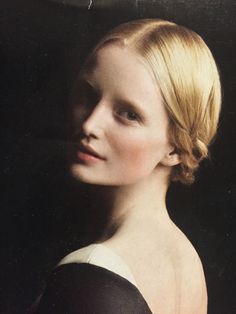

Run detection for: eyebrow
[[77, 75, 100, 92]]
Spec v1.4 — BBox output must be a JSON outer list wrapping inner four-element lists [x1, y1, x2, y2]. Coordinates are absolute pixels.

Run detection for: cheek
[[71, 106, 88, 126], [112, 132, 164, 178]]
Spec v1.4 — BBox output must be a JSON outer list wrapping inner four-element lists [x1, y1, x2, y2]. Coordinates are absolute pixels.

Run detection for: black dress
[[35, 263, 153, 313]]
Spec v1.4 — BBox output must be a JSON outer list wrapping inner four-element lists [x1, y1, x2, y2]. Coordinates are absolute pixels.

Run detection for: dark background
[[1, 0, 235, 313]]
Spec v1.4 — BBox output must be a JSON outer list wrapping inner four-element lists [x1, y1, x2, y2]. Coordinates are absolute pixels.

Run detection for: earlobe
[[160, 149, 181, 167]]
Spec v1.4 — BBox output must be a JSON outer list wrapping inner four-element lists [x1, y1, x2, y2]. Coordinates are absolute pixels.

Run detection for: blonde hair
[[84, 19, 222, 184]]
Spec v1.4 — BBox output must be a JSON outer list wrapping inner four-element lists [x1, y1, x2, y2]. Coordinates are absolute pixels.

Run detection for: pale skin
[[63, 44, 208, 314]]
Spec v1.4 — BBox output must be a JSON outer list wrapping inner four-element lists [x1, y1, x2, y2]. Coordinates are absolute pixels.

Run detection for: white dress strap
[[58, 243, 138, 287]]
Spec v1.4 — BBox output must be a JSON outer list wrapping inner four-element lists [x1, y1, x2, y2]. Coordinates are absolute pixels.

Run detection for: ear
[[160, 147, 181, 167]]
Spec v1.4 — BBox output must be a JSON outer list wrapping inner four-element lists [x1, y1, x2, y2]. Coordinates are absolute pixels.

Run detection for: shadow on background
[[0, 0, 235, 313]]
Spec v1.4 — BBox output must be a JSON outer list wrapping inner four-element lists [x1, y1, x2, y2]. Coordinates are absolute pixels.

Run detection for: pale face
[[68, 45, 173, 186]]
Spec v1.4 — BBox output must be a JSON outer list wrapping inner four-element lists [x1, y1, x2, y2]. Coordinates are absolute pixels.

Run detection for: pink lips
[[76, 143, 105, 163]]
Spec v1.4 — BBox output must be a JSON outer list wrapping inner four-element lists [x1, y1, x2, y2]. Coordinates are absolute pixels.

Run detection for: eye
[[122, 110, 138, 120], [116, 108, 140, 122]]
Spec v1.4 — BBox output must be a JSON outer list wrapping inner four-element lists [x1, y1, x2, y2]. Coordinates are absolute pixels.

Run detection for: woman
[[35, 18, 221, 314]]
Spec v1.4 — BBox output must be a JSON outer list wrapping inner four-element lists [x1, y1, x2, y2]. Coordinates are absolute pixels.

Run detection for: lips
[[77, 143, 105, 161]]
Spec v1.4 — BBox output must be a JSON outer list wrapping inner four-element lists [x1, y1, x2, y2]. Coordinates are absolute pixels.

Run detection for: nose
[[81, 100, 108, 139]]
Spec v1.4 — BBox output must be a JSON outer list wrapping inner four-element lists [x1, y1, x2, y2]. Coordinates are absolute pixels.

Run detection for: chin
[[70, 165, 96, 184], [70, 164, 151, 187], [69, 164, 110, 186]]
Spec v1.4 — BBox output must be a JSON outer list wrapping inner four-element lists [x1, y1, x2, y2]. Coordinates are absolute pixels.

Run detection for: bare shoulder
[[172, 223, 208, 314]]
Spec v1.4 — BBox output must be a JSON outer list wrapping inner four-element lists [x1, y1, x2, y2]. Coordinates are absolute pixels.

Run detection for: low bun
[[170, 126, 209, 184]]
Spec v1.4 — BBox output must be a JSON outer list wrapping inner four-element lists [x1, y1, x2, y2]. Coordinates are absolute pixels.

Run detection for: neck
[[68, 168, 172, 247], [80, 170, 171, 245]]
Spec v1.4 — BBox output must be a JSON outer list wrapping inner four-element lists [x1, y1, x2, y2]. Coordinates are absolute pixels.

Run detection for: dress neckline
[[59, 242, 138, 287], [94, 242, 138, 285]]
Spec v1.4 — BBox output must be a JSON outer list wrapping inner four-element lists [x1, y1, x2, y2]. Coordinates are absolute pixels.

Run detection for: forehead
[[83, 45, 161, 100]]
